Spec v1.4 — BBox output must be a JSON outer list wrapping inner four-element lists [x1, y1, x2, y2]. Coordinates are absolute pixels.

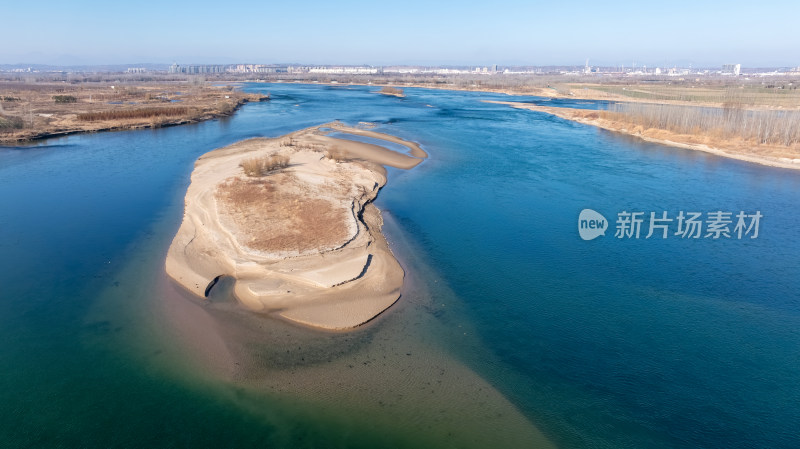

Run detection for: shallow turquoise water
[[1, 84, 799, 448]]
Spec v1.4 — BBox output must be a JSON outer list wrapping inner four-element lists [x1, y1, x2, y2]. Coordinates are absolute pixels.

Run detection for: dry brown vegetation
[[280, 136, 326, 152], [0, 75, 267, 142], [584, 84, 800, 109], [324, 146, 350, 162], [78, 107, 189, 121], [379, 86, 404, 97], [216, 175, 349, 253], [0, 115, 24, 130], [240, 154, 290, 176], [605, 103, 800, 147]]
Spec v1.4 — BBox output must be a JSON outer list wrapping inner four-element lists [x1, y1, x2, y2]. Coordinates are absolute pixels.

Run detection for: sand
[[153, 213, 558, 448], [165, 123, 426, 330], [487, 100, 800, 171]]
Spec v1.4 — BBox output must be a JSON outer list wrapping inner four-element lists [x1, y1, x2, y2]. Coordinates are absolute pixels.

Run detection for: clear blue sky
[[3, 0, 798, 67]]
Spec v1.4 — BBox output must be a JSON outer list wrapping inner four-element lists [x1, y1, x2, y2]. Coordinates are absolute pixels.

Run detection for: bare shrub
[[217, 101, 237, 115], [53, 95, 77, 103], [240, 154, 290, 177], [553, 85, 573, 96], [324, 147, 349, 162], [0, 114, 24, 130]]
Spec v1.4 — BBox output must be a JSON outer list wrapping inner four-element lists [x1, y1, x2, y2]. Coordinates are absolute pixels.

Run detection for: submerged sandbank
[[166, 123, 426, 330], [141, 212, 559, 448], [487, 100, 800, 171]]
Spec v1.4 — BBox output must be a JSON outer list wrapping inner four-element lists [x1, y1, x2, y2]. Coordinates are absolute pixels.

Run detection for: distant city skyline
[[4, 0, 798, 67]]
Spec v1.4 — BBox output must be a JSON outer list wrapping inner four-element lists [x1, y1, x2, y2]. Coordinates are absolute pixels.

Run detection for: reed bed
[[77, 107, 189, 121]]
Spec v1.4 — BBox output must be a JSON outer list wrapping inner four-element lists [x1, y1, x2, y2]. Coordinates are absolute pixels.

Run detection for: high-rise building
[[722, 64, 741, 76], [168, 64, 227, 74]]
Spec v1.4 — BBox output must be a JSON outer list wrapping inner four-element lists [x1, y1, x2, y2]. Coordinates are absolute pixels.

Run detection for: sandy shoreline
[[486, 100, 800, 171], [166, 122, 426, 330]]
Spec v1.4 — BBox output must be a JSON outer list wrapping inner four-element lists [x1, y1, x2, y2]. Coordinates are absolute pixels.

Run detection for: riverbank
[[284, 79, 799, 110], [262, 79, 559, 100], [487, 100, 800, 171], [166, 122, 427, 330], [0, 81, 268, 143]]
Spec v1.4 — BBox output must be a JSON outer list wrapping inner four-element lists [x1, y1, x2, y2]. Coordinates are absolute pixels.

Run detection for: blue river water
[[1, 83, 798, 448]]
